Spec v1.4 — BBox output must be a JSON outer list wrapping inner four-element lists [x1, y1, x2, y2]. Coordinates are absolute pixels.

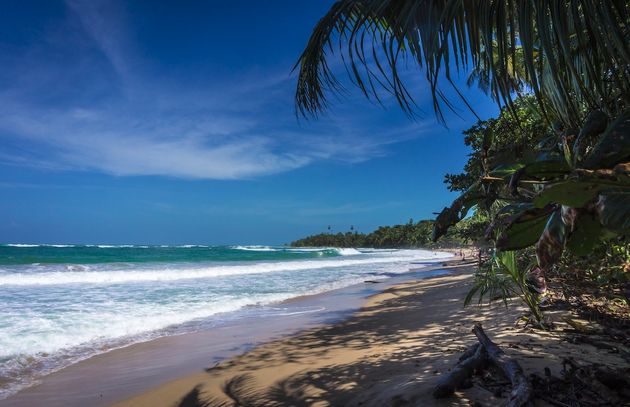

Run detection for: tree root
[[433, 343, 488, 398], [433, 324, 533, 407], [473, 324, 533, 407]]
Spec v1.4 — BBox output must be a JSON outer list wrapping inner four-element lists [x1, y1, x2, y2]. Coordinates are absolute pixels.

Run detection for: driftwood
[[433, 324, 533, 406], [472, 324, 533, 407], [433, 343, 488, 398]]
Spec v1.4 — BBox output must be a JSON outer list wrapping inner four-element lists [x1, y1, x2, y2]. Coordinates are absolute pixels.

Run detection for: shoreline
[[114, 260, 484, 407], [1, 254, 461, 407], [112, 257, 629, 407]]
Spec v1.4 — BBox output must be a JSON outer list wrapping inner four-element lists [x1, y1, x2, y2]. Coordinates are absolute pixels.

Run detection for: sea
[[0, 243, 452, 399]]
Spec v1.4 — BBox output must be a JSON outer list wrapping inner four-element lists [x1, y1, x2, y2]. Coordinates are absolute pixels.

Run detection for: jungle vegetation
[[294, 0, 630, 328], [290, 219, 465, 248]]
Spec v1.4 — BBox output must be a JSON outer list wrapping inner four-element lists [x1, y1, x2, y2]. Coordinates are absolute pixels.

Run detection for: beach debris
[[530, 358, 630, 406], [432, 324, 533, 407], [472, 324, 533, 407], [432, 343, 488, 398], [433, 323, 630, 406]]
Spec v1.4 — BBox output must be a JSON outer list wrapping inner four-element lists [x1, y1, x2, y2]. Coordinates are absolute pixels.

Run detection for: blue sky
[[0, 1, 499, 245]]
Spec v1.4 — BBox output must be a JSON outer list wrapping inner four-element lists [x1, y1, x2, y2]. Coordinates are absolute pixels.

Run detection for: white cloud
[[0, 0, 430, 180], [61, 134, 311, 179]]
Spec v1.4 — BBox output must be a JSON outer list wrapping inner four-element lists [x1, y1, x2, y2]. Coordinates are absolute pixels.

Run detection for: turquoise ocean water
[[0, 244, 451, 398]]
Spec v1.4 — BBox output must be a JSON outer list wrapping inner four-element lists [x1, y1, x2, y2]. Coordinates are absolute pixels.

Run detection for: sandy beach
[[4, 254, 627, 407], [109, 258, 627, 407], [111, 263, 489, 407], [1, 254, 455, 407], [4, 2, 629, 406]]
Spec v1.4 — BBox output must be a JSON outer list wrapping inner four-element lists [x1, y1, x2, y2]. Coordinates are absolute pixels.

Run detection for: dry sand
[[113, 261, 627, 407]]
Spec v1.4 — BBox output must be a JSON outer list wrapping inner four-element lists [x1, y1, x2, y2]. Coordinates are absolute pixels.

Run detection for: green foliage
[[438, 101, 629, 322], [558, 238, 630, 286], [295, 0, 630, 127], [494, 205, 553, 251], [583, 112, 630, 169], [597, 190, 630, 233], [436, 104, 630, 272], [444, 96, 548, 193], [451, 212, 491, 245], [290, 231, 367, 248], [296, 1, 630, 325], [291, 219, 463, 248], [533, 180, 604, 208], [465, 250, 545, 326], [434, 97, 554, 244]]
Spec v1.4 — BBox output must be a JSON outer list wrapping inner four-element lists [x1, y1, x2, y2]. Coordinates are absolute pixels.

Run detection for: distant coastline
[[290, 219, 464, 248]]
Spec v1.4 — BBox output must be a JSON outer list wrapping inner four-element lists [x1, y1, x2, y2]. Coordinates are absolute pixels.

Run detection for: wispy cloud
[[65, 0, 133, 79], [0, 0, 429, 180]]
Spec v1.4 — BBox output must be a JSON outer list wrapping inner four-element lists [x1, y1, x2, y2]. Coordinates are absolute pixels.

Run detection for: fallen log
[[458, 342, 481, 361], [432, 343, 488, 398], [472, 324, 533, 407]]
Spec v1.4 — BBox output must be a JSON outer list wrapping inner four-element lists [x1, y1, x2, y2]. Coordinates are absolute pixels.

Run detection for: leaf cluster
[[295, 0, 630, 127]]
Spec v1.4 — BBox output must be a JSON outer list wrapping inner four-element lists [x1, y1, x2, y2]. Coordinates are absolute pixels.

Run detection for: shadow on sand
[[174, 266, 629, 407]]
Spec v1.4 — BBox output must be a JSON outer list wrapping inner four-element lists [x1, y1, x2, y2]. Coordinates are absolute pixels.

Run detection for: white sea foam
[[233, 246, 362, 256], [0, 291, 300, 399], [334, 248, 362, 255], [0, 250, 451, 286], [0, 293, 290, 360], [232, 245, 277, 251], [0, 248, 452, 399], [4, 244, 78, 248]]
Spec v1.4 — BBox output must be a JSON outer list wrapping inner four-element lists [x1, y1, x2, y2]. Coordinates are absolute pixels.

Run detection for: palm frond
[[295, 0, 630, 126]]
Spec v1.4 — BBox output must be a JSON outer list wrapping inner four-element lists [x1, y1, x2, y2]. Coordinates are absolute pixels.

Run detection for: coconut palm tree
[[294, 0, 630, 127]]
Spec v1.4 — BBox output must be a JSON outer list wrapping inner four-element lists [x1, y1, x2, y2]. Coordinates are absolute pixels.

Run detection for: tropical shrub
[[465, 250, 545, 326], [433, 109, 630, 293], [294, 0, 630, 325]]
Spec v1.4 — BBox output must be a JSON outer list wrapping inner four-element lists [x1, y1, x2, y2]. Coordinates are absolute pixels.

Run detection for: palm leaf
[[295, 0, 630, 126]]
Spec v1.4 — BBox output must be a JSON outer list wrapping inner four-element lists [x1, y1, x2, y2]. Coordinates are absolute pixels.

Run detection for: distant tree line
[[291, 219, 467, 248]]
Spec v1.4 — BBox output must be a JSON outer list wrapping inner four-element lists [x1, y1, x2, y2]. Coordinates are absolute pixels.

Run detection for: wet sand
[[113, 263, 492, 407], [1, 260, 457, 407], [112, 259, 628, 407]]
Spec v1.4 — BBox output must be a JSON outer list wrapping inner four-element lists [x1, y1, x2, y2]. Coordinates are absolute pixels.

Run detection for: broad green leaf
[[508, 157, 570, 195], [522, 159, 570, 179], [584, 111, 630, 169], [596, 190, 630, 234], [489, 163, 525, 178], [533, 180, 601, 208], [573, 110, 608, 165], [496, 206, 553, 250], [432, 182, 487, 242], [497, 250, 518, 276], [496, 203, 535, 217], [488, 149, 527, 170], [536, 209, 566, 270], [565, 213, 611, 256]]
